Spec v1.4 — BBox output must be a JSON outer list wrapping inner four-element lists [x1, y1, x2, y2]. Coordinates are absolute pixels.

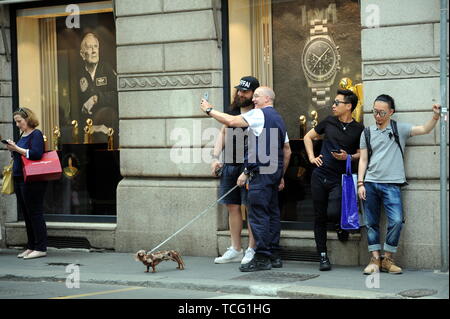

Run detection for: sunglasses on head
[[17, 108, 28, 118]]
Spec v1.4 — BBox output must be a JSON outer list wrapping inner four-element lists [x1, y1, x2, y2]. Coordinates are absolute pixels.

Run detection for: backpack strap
[[390, 120, 404, 160], [364, 127, 372, 164]]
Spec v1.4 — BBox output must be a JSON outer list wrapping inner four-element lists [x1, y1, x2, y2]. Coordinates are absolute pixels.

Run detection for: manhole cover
[[232, 271, 319, 283], [398, 289, 438, 298]]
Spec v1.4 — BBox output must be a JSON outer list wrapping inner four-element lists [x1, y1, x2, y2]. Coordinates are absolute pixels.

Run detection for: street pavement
[[0, 248, 448, 299]]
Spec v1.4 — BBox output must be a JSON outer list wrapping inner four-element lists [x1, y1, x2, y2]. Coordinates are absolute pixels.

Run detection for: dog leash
[[147, 184, 240, 254]]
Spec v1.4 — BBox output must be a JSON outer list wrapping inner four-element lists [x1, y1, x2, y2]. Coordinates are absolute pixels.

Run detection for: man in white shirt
[[201, 86, 291, 272]]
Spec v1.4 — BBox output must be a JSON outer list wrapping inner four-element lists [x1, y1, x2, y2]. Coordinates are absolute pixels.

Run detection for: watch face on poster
[[302, 37, 340, 82]]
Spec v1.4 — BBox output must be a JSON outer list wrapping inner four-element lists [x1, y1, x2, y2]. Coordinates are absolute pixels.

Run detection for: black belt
[[226, 163, 243, 167]]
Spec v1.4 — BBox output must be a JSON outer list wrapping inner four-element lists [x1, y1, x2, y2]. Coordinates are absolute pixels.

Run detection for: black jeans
[[311, 170, 342, 254], [14, 176, 48, 252]]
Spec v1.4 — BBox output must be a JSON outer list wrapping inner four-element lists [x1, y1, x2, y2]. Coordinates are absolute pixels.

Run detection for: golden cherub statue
[[299, 115, 307, 139], [107, 128, 114, 151], [53, 126, 61, 151], [84, 119, 94, 144], [310, 110, 318, 128], [71, 120, 79, 144], [339, 77, 363, 123]]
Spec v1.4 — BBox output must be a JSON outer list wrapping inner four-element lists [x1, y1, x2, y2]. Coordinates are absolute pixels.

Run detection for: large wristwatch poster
[[272, 0, 362, 139]]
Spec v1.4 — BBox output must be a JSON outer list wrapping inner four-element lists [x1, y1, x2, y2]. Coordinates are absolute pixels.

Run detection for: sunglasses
[[333, 100, 348, 106], [17, 108, 28, 118], [372, 109, 388, 117]]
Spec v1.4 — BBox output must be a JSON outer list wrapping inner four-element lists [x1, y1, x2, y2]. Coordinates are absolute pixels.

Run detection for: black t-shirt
[[313, 116, 364, 179], [223, 108, 248, 165]]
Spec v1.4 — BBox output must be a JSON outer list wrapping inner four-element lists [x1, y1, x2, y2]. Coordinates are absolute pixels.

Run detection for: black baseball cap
[[234, 76, 260, 91]]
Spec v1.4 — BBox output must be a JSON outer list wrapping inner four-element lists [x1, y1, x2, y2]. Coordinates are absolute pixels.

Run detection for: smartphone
[[214, 166, 223, 177], [203, 92, 209, 101], [1, 139, 9, 145]]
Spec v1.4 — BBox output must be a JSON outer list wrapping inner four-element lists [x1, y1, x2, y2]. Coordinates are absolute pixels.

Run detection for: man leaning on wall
[[358, 94, 441, 275]]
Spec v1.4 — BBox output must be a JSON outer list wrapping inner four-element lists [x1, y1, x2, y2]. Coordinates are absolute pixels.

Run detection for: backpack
[[364, 120, 404, 165]]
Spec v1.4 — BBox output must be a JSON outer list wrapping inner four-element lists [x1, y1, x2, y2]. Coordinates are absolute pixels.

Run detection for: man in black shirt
[[210, 76, 259, 266], [304, 89, 364, 271]]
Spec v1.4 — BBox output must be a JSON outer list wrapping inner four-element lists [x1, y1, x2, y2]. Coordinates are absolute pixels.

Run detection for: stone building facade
[[0, 0, 448, 269]]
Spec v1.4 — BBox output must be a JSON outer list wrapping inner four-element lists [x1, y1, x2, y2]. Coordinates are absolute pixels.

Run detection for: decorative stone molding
[[118, 72, 217, 91], [363, 58, 448, 80]]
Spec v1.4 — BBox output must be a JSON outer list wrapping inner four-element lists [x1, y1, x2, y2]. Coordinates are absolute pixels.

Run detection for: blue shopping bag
[[341, 156, 359, 230]]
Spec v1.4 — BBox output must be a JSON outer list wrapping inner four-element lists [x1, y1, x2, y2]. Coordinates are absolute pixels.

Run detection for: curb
[[0, 273, 405, 299]]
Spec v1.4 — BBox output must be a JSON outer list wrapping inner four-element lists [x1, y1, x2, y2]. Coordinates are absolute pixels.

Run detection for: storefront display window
[[14, 1, 120, 222], [228, 0, 362, 229]]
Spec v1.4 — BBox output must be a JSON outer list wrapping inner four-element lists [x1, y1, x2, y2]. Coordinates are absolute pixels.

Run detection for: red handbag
[[21, 151, 62, 182]]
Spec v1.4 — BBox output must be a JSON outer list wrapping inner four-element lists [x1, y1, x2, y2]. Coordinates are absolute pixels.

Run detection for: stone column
[[0, 4, 16, 247], [114, 0, 224, 255], [360, 0, 448, 269]]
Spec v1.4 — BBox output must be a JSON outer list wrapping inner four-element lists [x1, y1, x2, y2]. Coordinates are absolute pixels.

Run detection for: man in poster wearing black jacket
[[79, 32, 118, 146]]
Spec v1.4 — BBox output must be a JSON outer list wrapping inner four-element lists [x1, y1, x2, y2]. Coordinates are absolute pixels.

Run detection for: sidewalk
[[0, 248, 448, 299]]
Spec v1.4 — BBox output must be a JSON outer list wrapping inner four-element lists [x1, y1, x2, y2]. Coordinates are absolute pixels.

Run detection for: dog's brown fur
[[134, 250, 185, 273]]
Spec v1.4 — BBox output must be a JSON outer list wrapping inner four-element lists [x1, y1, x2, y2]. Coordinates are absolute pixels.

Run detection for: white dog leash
[[147, 184, 240, 254]]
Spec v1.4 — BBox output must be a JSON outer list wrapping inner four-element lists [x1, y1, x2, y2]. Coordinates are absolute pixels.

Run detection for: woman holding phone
[[4, 107, 48, 259]]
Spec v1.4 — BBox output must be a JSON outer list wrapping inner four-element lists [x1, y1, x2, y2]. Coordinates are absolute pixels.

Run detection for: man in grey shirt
[[358, 94, 441, 275]]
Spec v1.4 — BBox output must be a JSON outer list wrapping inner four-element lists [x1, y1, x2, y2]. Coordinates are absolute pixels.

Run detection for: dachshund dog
[[135, 250, 185, 273]]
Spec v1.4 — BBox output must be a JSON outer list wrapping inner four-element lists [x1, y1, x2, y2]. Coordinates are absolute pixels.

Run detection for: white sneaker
[[23, 250, 47, 259], [17, 249, 33, 258], [241, 247, 255, 265], [214, 247, 243, 264]]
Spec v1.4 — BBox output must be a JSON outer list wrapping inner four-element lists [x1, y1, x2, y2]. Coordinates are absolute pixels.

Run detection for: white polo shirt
[[241, 106, 289, 143]]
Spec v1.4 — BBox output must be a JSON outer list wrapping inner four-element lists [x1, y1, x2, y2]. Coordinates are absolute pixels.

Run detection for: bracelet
[[433, 114, 440, 121], [357, 184, 365, 188]]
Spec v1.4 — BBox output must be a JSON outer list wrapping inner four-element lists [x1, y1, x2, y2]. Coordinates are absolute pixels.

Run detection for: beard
[[230, 94, 253, 110]]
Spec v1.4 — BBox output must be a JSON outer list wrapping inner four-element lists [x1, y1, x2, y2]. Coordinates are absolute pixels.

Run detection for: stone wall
[[0, 4, 15, 248], [360, 0, 449, 269], [114, 0, 224, 255]]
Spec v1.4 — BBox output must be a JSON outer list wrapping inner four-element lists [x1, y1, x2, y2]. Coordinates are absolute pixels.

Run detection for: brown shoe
[[363, 257, 381, 275], [381, 256, 402, 274]]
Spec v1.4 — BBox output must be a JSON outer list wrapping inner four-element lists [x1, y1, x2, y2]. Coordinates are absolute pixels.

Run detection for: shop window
[[228, 0, 362, 229], [15, 1, 120, 222]]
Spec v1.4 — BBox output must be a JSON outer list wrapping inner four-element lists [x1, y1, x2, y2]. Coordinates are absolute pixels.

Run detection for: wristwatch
[[205, 107, 213, 116], [301, 19, 341, 110]]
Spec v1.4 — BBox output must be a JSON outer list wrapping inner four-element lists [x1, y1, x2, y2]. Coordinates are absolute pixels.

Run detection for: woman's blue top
[[12, 129, 45, 177]]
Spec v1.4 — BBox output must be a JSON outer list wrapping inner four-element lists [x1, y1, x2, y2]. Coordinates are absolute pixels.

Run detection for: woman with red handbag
[[4, 107, 48, 259]]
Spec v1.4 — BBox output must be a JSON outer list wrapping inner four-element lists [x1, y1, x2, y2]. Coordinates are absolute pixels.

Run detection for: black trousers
[[14, 176, 48, 252], [310, 170, 342, 254]]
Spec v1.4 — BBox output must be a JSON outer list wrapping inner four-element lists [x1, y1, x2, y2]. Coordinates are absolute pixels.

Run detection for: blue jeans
[[363, 182, 404, 253]]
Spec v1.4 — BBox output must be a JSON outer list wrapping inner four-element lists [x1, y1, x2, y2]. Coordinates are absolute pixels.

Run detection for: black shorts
[[218, 164, 248, 205]]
